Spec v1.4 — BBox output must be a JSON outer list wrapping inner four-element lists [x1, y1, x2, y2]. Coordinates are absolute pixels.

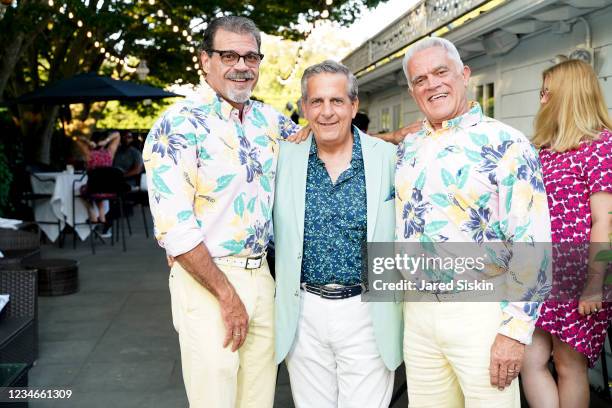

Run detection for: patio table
[[30, 172, 94, 242]]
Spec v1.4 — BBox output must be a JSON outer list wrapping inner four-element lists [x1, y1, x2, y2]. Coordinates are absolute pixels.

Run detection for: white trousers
[[286, 291, 394, 408]]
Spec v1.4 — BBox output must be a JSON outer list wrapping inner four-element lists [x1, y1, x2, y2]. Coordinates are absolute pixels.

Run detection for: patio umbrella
[[14, 72, 179, 105]]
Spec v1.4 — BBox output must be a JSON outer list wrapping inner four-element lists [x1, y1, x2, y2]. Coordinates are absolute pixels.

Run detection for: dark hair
[[352, 112, 370, 132], [200, 16, 261, 55], [91, 131, 106, 144]]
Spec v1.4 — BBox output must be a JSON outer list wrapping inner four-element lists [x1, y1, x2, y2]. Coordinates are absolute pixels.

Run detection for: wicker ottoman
[[22, 259, 79, 296]]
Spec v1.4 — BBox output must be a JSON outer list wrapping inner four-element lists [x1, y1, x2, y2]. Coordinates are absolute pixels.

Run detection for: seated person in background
[[75, 130, 120, 224], [112, 131, 144, 188]]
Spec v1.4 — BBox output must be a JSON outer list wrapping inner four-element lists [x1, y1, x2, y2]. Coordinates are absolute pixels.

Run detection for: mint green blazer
[[273, 130, 403, 370]]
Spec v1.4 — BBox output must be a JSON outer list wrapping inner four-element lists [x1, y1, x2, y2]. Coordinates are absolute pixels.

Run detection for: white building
[[343, 0, 612, 395], [344, 0, 612, 137]]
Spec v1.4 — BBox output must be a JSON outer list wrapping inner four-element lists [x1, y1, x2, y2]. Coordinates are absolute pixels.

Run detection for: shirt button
[[294, 290, 299, 297], [297, 252, 302, 259]]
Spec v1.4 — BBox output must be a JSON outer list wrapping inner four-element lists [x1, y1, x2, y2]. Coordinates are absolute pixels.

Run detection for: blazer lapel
[[361, 132, 382, 242], [291, 135, 312, 242]]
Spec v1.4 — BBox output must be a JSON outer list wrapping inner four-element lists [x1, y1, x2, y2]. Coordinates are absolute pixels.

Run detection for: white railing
[[343, 0, 489, 74]]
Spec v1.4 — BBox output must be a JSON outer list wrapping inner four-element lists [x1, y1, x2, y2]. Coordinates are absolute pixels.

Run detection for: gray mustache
[[226, 72, 255, 80]]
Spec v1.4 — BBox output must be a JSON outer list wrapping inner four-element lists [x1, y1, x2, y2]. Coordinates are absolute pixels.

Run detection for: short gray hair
[[402, 37, 464, 88], [301, 60, 358, 101], [200, 16, 261, 54]]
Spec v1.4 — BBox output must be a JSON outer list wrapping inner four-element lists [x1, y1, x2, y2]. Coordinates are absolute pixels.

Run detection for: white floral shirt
[[395, 102, 552, 344], [143, 82, 299, 257]]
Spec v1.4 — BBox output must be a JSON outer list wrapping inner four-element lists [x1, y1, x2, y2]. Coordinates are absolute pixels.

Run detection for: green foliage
[[96, 98, 178, 129]]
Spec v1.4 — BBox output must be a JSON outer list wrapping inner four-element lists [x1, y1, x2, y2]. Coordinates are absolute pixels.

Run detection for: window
[[380, 107, 390, 133], [393, 104, 401, 130], [476, 82, 495, 118]]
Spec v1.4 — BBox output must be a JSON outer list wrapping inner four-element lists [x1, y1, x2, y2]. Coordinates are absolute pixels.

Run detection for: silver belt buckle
[[245, 254, 264, 270]]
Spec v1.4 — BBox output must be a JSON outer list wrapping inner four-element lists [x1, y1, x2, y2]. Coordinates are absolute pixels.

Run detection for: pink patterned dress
[[536, 129, 612, 367]]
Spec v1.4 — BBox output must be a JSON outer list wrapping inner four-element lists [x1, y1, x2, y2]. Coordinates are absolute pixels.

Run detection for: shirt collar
[[309, 127, 363, 164], [191, 80, 253, 121], [422, 101, 483, 135]]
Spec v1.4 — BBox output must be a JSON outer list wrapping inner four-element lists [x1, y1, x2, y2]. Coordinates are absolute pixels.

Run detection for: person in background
[[521, 59, 612, 408], [352, 111, 370, 132], [112, 130, 144, 188], [75, 130, 120, 224]]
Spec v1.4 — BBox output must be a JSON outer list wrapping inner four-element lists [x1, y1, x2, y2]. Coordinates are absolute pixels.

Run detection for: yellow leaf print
[[194, 179, 216, 216]]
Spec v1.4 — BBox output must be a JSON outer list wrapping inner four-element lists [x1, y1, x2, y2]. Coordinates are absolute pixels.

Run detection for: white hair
[[402, 37, 464, 89]]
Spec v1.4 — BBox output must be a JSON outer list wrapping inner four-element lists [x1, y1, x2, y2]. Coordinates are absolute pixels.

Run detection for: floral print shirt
[[395, 102, 552, 344], [301, 129, 367, 286], [143, 82, 299, 257]]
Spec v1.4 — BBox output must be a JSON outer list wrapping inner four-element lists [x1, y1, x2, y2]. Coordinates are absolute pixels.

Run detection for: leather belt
[[302, 283, 363, 300], [214, 252, 266, 270]]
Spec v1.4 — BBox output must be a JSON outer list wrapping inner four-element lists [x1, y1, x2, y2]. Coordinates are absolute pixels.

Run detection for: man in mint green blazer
[[273, 60, 403, 407]]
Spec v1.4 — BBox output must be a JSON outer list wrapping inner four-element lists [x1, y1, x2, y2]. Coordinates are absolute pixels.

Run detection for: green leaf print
[[475, 192, 491, 208], [260, 201, 272, 219], [456, 165, 470, 189], [184, 133, 198, 146], [441, 169, 455, 187], [437, 150, 449, 159], [260, 175, 271, 193], [198, 147, 211, 161], [157, 165, 171, 174], [247, 197, 256, 213], [234, 193, 245, 217], [430, 193, 450, 207], [501, 174, 515, 187], [505, 188, 513, 213], [177, 210, 193, 222], [415, 170, 426, 190], [424, 221, 448, 234], [221, 240, 245, 254], [463, 148, 482, 163], [214, 174, 236, 192], [254, 135, 269, 147], [152, 172, 172, 195], [172, 116, 186, 127], [470, 132, 489, 146], [251, 107, 269, 128], [262, 158, 273, 173]]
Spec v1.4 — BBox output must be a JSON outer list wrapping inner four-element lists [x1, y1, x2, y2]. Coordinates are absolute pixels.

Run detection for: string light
[[45, 0, 200, 76], [325, 0, 333, 5]]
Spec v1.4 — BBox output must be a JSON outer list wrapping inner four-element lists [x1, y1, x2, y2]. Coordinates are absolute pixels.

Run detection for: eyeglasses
[[208, 49, 264, 67], [539, 88, 550, 99]]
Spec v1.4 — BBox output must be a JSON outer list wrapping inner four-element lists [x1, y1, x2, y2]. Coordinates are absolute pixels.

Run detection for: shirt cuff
[[161, 223, 203, 257], [498, 311, 536, 345]]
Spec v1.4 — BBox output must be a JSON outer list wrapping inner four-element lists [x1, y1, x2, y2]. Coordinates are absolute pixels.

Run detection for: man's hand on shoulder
[[286, 125, 310, 143], [489, 334, 524, 390]]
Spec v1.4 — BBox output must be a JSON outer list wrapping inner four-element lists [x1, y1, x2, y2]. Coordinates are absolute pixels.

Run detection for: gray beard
[[226, 88, 252, 104]]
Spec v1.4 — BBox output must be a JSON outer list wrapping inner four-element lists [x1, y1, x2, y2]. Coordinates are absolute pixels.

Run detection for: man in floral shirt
[[143, 16, 298, 408], [396, 37, 551, 406]]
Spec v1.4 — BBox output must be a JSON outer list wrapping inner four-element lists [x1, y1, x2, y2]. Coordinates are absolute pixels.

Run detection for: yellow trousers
[[169, 260, 276, 408], [403, 302, 520, 408]]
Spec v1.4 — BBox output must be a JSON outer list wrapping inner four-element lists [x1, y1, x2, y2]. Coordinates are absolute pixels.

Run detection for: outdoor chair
[[78, 167, 131, 253], [0, 268, 38, 366], [71, 171, 94, 252], [123, 172, 150, 239]]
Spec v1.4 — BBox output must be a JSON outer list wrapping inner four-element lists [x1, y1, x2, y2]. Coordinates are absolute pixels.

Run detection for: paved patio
[[25, 214, 610, 407], [26, 215, 408, 408]]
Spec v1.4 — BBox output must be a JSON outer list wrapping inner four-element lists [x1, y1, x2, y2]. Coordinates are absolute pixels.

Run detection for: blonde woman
[[521, 59, 612, 408]]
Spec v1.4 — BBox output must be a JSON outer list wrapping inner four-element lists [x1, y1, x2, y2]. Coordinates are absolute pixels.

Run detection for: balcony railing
[[343, 0, 489, 75]]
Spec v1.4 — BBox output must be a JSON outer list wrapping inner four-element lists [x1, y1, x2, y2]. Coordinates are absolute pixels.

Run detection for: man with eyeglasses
[[143, 15, 299, 408]]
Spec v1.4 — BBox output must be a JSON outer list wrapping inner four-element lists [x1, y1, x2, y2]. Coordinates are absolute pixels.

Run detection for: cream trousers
[[169, 260, 276, 408], [403, 302, 520, 408]]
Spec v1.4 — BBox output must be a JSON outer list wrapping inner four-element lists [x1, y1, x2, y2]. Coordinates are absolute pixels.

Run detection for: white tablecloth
[[30, 172, 93, 242]]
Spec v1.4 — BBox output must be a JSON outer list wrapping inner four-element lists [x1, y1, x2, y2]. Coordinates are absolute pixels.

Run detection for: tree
[[0, 0, 384, 163]]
